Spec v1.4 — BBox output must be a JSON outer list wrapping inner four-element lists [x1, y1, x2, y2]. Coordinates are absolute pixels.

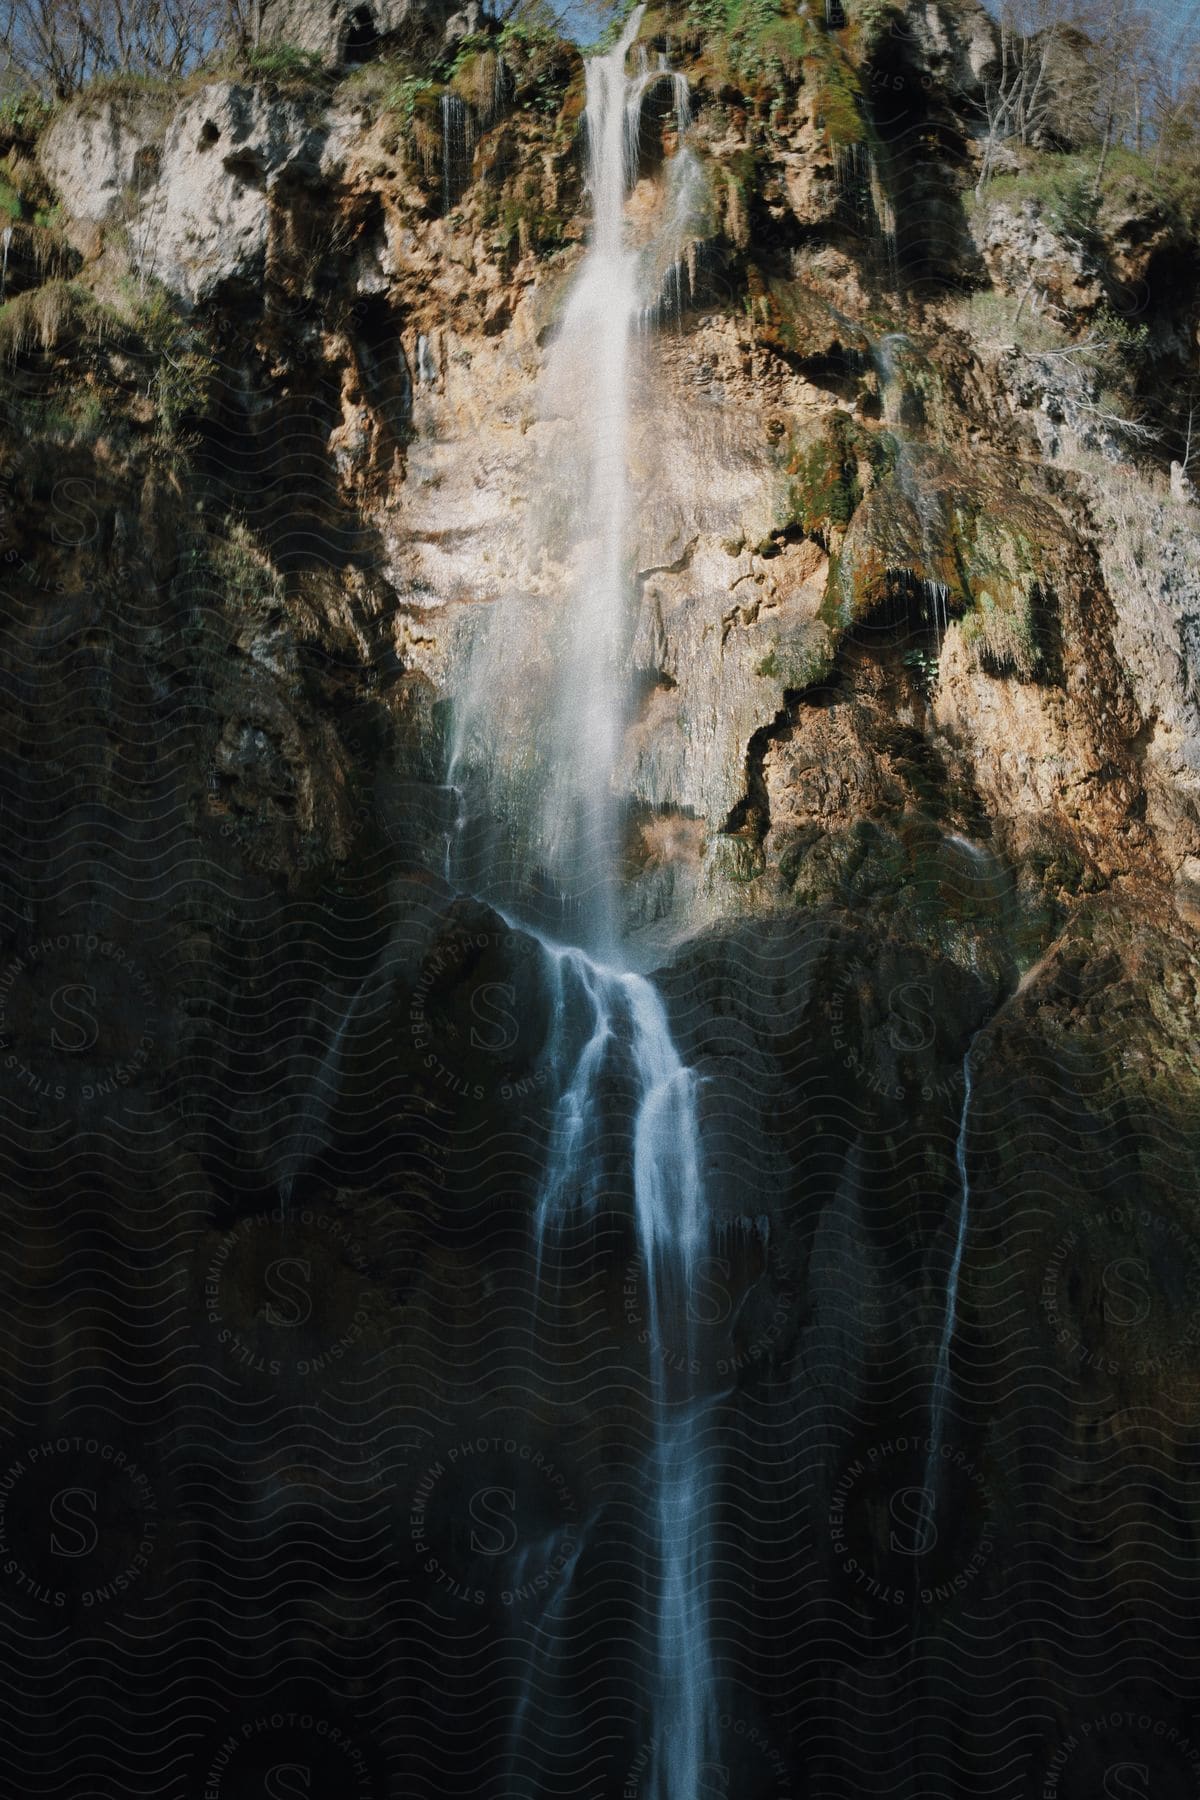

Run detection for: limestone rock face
[[37, 92, 170, 235], [37, 81, 348, 306], [260, 0, 455, 62], [896, 0, 999, 94], [974, 197, 1103, 312], [134, 83, 334, 305]]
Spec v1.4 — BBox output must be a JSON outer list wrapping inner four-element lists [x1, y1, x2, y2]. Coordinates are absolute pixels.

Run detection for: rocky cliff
[[1, 1, 1199, 1794]]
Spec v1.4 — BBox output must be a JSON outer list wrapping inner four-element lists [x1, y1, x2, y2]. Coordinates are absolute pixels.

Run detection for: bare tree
[[1149, 35, 1200, 171], [1077, 0, 1153, 194], [976, 0, 1076, 196], [0, 0, 245, 99], [975, 0, 1156, 196]]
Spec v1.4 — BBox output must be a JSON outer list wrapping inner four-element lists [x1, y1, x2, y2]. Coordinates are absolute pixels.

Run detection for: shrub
[[0, 280, 103, 360], [242, 43, 325, 86], [0, 93, 52, 140], [686, 0, 816, 91], [980, 145, 1200, 236], [208, 517, 283, 613]]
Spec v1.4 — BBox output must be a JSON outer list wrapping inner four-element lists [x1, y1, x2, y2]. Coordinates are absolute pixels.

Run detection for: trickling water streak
[[872, 333, 953, 649], [0, 227, 11, 302], [874, 330, 909, 425], [440, 92, 474, 216], [441, 781, 465, 882], [416, 333, 438, 386], [834, 142, 897, 278], [277, 983, 371, 1204], [672, 71, 691, 135], [929, 579, 950, 646], [926, 1045, 974, 1497], [640, 125, 705, 332]]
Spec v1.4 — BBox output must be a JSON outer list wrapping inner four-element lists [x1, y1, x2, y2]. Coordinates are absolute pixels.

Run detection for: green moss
[[495, 196, 567, 257], [822, 442, 1068, 678], [705, 834, 766, 887], [947, 503, 1066, 680], [394, 77, 442, 123], [958, 582, 1054, 682], [684, 0, 815, 89], [783, 410, 893, 544], [809, 52, 867, 150], [0, 149, 61, 225], [797, 437, 861, 530], [820, 550, 848, 627]]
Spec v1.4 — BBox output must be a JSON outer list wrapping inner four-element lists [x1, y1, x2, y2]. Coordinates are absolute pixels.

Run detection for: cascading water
[[534, 12, 642, 954], [446, 12, 710, 942], [639, 69, 704, 331], [444, 12, 722, 1793]]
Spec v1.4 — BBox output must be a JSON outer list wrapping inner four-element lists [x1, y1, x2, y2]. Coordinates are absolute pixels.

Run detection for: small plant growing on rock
[[902, 645, 940, 690], [0, 279, 100, 360], [209, 518, 284, 617], [242, 43, 325, 86]]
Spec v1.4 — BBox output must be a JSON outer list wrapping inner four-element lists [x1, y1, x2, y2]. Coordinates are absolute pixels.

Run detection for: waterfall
[[535, 17, 638, 950], [442, 11, 722, 1791], [445, 3, 713, 944]]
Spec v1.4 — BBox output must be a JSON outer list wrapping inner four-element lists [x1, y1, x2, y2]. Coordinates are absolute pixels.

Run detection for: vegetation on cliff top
[[0, 275, 214, 454]]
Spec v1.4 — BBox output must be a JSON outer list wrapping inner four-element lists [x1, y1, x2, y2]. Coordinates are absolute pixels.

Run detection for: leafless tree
[[1149, 35, 1200, 171], [0, 0, 248, 99], [975, 1, 1075, 195], [975, 0, 1156, 196], [1080, 0, 1154, 193]]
